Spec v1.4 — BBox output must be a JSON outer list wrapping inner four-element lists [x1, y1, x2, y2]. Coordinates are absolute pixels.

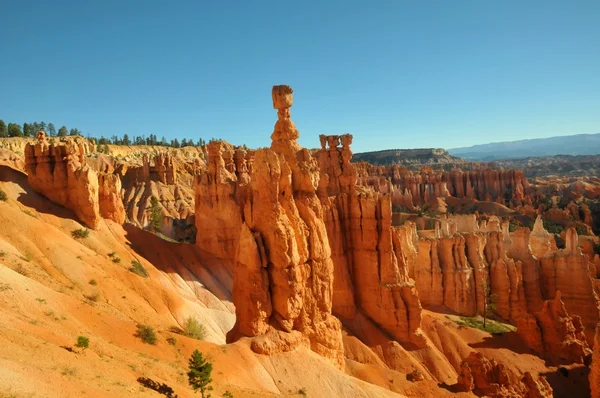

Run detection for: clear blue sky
[[1, 1, 599, 152]]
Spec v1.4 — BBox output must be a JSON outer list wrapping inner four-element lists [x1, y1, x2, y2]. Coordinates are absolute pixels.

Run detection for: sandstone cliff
[[355, 163, 529, 208], [457, 351, 552, 397], [516, 291, 591, 365], [24, 132, 102, 228]]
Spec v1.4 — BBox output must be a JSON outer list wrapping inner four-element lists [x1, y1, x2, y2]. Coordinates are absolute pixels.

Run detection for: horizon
[[1, 1, 599, 152]]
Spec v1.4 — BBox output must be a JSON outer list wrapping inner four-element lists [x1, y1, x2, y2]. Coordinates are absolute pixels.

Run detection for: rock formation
[[591, 322, 600, 398], [355, 163, 529, 208], [516, 291, 590, 364], [24, 131, 102, 228], [120, 152, 195, 240], [317, 134, 426, 347], [196, 86, 344, 367], [457, 352, 552, 397]]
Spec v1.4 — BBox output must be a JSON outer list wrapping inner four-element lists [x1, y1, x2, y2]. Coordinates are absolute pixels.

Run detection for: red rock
[[457, 352, 552, 397], [516, 291, 591, 364], [24, 132, 101, 228]]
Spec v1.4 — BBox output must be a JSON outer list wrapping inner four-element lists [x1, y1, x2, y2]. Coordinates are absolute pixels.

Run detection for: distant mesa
[[352, 148, 464, 166]]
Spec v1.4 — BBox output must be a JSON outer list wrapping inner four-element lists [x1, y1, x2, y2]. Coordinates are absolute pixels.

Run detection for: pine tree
[[7, 123, 23, 137], [482, 281, 498, 330], [23, 123, 32, 137], [48, 123, 56, 137], [147, 196, 163, 232], [187, 349, 213, 397], [57, 126, 68, 137], [0, 120, 6, 138]]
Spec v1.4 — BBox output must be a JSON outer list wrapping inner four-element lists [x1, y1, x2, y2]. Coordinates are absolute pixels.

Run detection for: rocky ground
[[2, 86, 600, 397]]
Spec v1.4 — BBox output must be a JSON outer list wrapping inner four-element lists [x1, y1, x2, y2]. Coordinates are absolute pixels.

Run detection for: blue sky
[[1, 1, 598, 151]]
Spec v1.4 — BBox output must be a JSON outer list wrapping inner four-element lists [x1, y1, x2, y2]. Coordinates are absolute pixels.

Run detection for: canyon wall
[[24, 132, 102, 228], [24, 132, 126, 228], [356, 163, 529, 208], [191, 85, 597, 393]]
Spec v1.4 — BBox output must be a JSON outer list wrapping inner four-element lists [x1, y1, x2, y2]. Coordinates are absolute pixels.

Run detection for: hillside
[[352, 148, 463, 166], [448, 133, 600, 160]]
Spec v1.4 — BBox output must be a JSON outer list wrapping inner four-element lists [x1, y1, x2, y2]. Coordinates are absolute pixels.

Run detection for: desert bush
[[75, 336, 89, 350], [166, 336, 177, 346], [0, 189, 7, 201], [298, 388, 307, 396], [135, 324, 157, 345], [107, 251, 116, 257], [71, 228, 90, 239], [183, 317, 207, 340], [88, 279, 97, 286], [84, 291, 101, 302], [112, 257, 121, 264], [129, 260, 148, 278], [223, 391, 234, 398]]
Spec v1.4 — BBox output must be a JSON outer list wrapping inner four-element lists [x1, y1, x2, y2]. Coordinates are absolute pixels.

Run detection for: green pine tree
[[147, 196, 163, 232], [0, 120, 7, 137], [187, 349, 213, 397]]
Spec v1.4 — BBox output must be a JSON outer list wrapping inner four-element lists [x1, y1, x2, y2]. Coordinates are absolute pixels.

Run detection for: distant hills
[[352, 148, 463, 166], [448, 133, 600, 161]]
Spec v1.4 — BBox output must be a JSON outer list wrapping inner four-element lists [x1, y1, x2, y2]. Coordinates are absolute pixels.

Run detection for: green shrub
[[166, 336, 177, 346], [135, 324, 157, 345], [112, 257, 121, 264], [576, 225, 589, 236], [182, 317, 207, 340], [223, 391, 234, 398], [107, 251, 117, 257], [75, 336, 89, 350], [88, 279, 97, 286], [129, 260, 148, 278], [0, 189, 7, 201], [71, 228, 90, 239]]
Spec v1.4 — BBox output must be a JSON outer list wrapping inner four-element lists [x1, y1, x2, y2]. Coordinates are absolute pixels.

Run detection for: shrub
[[107, 251, 117, 257], [223, 391, 234, 398], [85, 291, 101, 302], [166, 336, 177, 346], [71, 228, 90, 239], [112, 257, 121, 264], [576, 225, 589, 236], [187, 349, 213, 397], [298, 388, 307, 396], [135, 324, 157, 345], [182, 317, 207, 341], [0, 189, 7, 201], [88, 279, 97, 286], [129, 260, 148, 278], [75, 336, 89, 350]]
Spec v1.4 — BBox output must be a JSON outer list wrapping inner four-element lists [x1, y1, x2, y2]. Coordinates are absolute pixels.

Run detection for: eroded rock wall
[[24, 132, 102, 228]]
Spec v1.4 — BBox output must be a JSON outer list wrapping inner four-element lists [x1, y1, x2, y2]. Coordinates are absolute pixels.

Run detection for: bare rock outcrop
[[195, 86, 344, 367], [317, 134, 426, 347], [538, 227, 600, 344], [355, 163, 529, 208], [590, 322, 600, 398], [24, 131, 102, 228], [457, 352, 552, 397], [516, 291, 590, 364]]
